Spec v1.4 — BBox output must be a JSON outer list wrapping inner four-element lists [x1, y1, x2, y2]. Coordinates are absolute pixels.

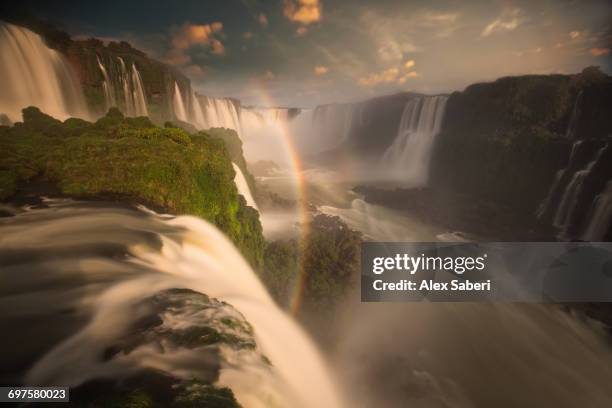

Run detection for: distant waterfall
[[582, 181, 612, 241], [537, 141, 583, 219], [232, 163, 258, 210], [288, 103, 364, 156], [131, 64, 148, 116], [190, 90, 206, 128], [198, 96, 242, 132], [96, 56, 116, 111], [381, 95, 448, 186], [553, 145, 607, 233], [116, 57, 148, 117], [172, 82, 188, 122], [97, 56, 148, 117], [0, 22, 88, 122]]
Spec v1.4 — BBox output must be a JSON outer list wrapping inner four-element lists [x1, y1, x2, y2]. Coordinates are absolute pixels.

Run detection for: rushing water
[[553, 145, 608, 235], [95, 56, 148, 117], [582, 180, 612, 241], [381, 95, 448, 186], [0, 200, 344, 408], [0, 21, 88, 122], [173, 81, 188, 122], [233, 163, 258, 210]]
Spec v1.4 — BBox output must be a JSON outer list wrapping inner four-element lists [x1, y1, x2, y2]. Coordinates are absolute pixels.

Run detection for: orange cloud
[[172, 22, 223, 50], [258, 13, 268, 27], [283, 0, 322, 25], [403, 59, 415, 70], [481, 8, 523, 37], [167, 22, 225, 65], [358, 67, 399, 87], [211, 39, 225, 55], [398, 71, 418, 84], [314, 65, 329, 75], [590, 47, 610, 56]]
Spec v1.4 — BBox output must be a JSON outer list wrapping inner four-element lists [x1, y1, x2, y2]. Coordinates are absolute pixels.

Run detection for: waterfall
[[190, 90, 206, 128], [0, 22, 88, 122], [113, 57, 148, 117], [1, 201, 344, 408], [582, 180, 612, 241], [96, 55, 116, 111], [381, 95, 448, 186], [131, 63, 148, 116], [233, 163, 258, 210], [199, 95, 242, 132], [537, 141, 583, 219], [172, 82, 188, 122], [288, 103, 364, 156], [553, 145, 607, 231]]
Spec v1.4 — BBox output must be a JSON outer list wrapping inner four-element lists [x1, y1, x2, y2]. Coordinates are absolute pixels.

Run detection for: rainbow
[[247, 83, 312, 316]]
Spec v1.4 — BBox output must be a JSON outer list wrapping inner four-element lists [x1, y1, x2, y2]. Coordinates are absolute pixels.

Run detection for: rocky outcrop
[[429, 67, 612, 238]]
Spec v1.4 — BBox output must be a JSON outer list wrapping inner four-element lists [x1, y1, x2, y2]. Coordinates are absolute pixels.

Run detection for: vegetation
[[0, 107, 264, 269], [262, 214, 361, 312], [206, 127, 257, 196]]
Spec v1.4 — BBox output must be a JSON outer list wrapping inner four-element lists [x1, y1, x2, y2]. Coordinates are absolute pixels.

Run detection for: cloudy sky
[[10, 0, 612, 107]]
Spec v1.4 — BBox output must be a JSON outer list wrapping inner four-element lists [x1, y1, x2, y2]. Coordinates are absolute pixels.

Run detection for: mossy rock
[[0, 107, 264, 269]]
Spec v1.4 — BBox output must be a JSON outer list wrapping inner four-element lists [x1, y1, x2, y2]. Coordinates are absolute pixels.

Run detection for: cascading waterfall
[[0, 22, 88, 122], [288, 103, 364, 156], [553, 145, 608, 232], [96, 56, 146, 116], [198, 95, 242, 132], [582, 180, 612, 241], [537, 141, 583, 219], [190, 90, 206, 128], [96, 56, 116, 111], [233, 163, 259, 210], [381, 95, 448, 186], [131, 63, 148, 116], [0, 201, 344, 408], [172, 81, 188, 122]]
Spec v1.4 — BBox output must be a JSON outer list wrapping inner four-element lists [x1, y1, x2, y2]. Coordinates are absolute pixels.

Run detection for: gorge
[[2, 15, 612, 408]]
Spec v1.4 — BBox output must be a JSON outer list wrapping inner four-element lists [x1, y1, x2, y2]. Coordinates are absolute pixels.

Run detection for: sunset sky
[[9, 0, 612, 107]]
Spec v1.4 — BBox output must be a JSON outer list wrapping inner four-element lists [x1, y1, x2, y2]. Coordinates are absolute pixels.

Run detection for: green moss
[[0, 107, 264, 269], [204, 128, 257, 197], [166, 326, 255, 350], [175, 381, 242, 408]]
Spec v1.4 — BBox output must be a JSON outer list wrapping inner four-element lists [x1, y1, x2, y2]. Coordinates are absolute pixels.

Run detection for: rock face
[[324, 68, 612, 240], [429, 67, 612, 239], [1, 15, 188, 124]]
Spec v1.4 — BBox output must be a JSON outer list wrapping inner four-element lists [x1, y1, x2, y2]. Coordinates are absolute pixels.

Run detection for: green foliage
[[300, 214, 362, 312], [204, 128, 257, 196], [262, 240, 299, 305], [262, 214, 361, 311], [175, 381, 242, 408], [0, 107, 264, 269]]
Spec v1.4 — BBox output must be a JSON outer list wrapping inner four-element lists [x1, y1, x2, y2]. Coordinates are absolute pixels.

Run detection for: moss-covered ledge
[[0, 107, 264, 269]]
